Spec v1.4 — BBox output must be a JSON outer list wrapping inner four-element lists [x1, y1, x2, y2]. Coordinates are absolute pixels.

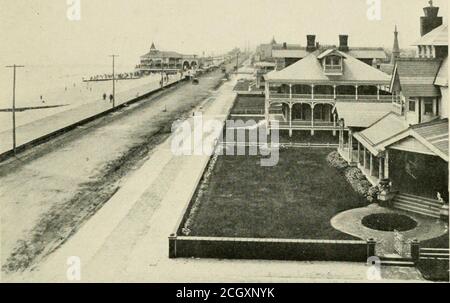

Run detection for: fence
[[169, 235, 372, 262]]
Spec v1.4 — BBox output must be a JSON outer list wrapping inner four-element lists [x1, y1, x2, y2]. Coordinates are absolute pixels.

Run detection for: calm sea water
[[0, 64, 134, 108]]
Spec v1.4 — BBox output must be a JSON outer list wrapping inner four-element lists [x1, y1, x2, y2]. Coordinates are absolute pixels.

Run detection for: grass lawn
[[231, 95, 265, 114], [188, 148, 367, 240]]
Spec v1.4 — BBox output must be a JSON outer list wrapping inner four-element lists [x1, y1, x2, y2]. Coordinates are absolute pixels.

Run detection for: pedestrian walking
[[109, 94, 113, 103], [103, 93, 107, 100]]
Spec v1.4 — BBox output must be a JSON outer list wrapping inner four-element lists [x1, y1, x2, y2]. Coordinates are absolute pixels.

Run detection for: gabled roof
[[411, 118, 449, 159], [434, 57, 448, 87], [265, 49, 391, 84], [317, 48, 346, 59], [354, 114, 449, 161], [272, 44, 303, 50], [391, 58, 442, 97], [379, 63, 395, 75], [347, 48, 387, 60], [353, 112, 409, 155], [272, 49, 309, 59], [389, 137, 437, 156], [413, 24, 448, 46], [141, 50, 184, 59], [334, 101, 393, 128]]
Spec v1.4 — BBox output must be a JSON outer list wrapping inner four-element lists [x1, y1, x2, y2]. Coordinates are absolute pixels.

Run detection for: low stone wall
[[169, 235, 372, 262]]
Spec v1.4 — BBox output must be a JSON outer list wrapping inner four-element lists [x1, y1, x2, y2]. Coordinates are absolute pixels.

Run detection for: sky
[[0, 0, 448, 67]]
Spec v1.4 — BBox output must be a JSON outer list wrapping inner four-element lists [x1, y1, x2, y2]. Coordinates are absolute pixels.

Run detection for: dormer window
[[317, 49, 346, 75], [323, 55, 343, 75]]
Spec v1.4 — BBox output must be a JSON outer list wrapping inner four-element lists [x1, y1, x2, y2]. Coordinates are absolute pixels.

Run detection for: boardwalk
[[0, 76, 180, 158]]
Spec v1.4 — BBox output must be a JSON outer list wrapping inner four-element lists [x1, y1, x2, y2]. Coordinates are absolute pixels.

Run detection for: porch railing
[[268, 93, 397, 102], [269, 120, 339, 129]]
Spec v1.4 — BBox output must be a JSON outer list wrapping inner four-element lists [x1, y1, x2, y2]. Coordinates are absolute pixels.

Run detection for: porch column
[[378, 157, 383, 180], [357, 142, 361, 165], [355, 85, 359, 100], [265, 83, 270, 133], [332, 112, 337, 136], [333, 85, 337, 99], [289, 84, 292, 99], [348, 130, 353, 162], [338, 126, 343, 149], [377, 85, 380, 101], [363, 147, 367, 169], [384, 150, 390, 179], [289, 103, 293, 137], [310, 104, 315, 136], [369, 153, 374, 177], [311, 84, 315, 100]]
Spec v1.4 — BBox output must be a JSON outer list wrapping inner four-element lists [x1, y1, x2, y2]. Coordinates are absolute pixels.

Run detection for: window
[[332, 57, 341, 65], [408, 100, 416, 112], [424, 99, 434, 115]]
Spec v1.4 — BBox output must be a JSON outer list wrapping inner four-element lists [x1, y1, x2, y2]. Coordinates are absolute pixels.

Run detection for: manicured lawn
[[231, 95, 265, 114], [188, 148, 367, 240]]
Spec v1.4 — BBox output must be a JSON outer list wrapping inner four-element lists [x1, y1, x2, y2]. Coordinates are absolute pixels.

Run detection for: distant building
[[255, 34, 388, 70], [136, 42, 199, 75]]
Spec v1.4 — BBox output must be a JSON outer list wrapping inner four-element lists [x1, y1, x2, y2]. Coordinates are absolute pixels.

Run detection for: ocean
[[0, 63, 169, 133], [0, 63, 135, 109]]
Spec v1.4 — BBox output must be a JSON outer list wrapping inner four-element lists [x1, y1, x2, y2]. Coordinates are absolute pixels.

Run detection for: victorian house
[[264, 35, 394, 137]]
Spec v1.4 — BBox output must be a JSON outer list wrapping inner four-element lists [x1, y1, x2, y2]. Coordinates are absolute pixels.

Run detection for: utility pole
[[109, 54, 119, 108], [5, 64, 24, 156], [161, 54, 165, 88], [236, 51, 239, 72]]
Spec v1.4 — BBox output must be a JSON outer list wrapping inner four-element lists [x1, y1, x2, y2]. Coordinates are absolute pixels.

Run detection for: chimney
[[420, 1, 443, 36], [306, 35, 316, 52], [283, 42, 287, 49], [338, 35, 349, 52]]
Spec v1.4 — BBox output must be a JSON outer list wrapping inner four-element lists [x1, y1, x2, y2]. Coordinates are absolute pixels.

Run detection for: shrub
[[344, 167, 365, 181], [327, 151, 375, 200], [367, 185, 381, 202], [353, 180, 372, 197], [326, 151, 348, 171]]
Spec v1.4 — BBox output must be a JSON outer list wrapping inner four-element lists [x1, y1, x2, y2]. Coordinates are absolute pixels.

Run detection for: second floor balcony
[[268, 93, 397, 102], [266, 83, 397, 103]]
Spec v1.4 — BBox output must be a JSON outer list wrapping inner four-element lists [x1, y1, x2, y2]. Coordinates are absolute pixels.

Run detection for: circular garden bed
[[361, 213, 417, 232]]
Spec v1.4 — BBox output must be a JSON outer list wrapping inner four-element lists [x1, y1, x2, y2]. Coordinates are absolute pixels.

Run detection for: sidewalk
[[0, 76, 181, 158]]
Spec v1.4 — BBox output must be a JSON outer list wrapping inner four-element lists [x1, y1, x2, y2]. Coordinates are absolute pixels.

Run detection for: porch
[[266, 83, 398, 103], [267, 101, 339, 136], [338, 129, 389, 186]]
